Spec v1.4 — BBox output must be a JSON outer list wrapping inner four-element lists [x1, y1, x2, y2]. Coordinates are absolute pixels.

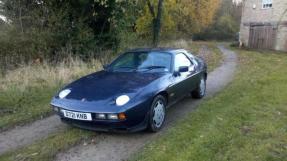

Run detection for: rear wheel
[[147, 95, 166, 132], [192, 76, 206, 99]]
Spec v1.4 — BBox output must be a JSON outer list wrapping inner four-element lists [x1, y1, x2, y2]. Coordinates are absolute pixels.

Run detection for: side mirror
[[178, 66, 189, 73]]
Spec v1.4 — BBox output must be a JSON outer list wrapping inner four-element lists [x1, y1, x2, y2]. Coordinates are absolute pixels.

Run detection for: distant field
[[131, 49, 287, 161]]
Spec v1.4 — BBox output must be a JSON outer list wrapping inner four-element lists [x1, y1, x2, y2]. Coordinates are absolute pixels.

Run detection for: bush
[[193, 14, 239, 41]]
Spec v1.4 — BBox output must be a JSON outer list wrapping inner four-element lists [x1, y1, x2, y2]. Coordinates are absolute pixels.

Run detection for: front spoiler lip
[[60, 115, 148, 133]]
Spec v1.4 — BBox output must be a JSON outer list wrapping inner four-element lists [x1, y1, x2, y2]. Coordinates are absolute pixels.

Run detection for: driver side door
[[169, 53, 196, 101]]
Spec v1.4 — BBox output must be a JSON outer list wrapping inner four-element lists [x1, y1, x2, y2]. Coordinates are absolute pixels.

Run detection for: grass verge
[[0, 60, 102, 131], [131, 49, 287, 161], [0, 128, 94, 161], [196, 41, 222, 72]]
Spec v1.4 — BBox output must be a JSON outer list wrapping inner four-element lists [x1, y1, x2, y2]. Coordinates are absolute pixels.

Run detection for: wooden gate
[[248, 25, 276, 49]]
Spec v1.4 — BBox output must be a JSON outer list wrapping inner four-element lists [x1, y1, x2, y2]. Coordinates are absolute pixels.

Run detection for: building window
[[262, 0, 272, 9]]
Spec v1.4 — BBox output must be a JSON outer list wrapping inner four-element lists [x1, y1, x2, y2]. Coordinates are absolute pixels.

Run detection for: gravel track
[[0, 115, 67, 155]]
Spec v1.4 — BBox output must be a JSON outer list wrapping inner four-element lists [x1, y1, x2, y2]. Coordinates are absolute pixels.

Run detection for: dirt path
[[0, 115, 67, 155], [55, 45, 237, 161]]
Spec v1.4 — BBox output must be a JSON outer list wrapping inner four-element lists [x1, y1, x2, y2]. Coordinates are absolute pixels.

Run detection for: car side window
[[186, 52, 198, 66], [174, 53, 194, 72]]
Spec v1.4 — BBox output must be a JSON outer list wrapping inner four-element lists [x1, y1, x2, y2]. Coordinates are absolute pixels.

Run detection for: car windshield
[[109, 52, 172, 72]]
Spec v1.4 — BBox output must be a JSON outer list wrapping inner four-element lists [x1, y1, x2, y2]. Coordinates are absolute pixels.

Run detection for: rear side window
[[174, 53, 192, 71]]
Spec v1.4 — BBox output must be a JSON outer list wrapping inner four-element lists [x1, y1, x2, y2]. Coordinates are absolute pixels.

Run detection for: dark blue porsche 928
[[50, 48, 207, 132]]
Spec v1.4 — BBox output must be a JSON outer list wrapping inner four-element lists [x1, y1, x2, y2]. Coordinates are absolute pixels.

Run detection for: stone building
[[240, 0, 287, 51]]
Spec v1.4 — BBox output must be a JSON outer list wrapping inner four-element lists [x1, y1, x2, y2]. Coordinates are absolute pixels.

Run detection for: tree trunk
[[152, 0, 164, 47], [18, 0, 24, 33]]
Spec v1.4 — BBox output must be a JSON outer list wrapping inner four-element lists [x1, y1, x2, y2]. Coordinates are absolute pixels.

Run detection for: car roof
[[127, 48, 188, 54]]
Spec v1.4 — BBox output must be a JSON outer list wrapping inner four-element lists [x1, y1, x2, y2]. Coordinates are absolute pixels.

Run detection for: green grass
[[0, 128, 94, 161], [131, 49, 287, 161], [0, 85, 60, 131]]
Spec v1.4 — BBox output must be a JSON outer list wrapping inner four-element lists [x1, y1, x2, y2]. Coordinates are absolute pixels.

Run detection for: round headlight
[[59, 89, 71, 99], [116, 95, 130, 106]]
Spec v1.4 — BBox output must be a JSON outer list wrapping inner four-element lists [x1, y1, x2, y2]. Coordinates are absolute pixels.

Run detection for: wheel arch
[[155, 91, 169, 105]]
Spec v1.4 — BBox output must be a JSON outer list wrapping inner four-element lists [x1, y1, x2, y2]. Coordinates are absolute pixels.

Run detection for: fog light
[[96, 113, 106, 119], [118, 113, 126, 120], [107, 114, 118, 120]]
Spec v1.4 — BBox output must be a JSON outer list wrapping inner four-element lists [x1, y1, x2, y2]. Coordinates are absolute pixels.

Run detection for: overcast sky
[[0, 15, 6, 21], [233, 0, 243, 4], [0, 0, 6, 22]]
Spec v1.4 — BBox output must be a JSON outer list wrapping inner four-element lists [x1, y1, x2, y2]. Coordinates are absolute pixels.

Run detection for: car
[[50, 48, 207, 132]]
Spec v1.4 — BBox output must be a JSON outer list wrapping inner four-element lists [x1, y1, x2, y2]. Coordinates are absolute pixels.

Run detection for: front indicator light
[[107, 114, 118, 120], [118, 113, 126, 120]]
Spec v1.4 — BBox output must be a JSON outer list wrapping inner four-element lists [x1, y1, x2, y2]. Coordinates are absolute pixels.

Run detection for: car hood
[[51, 71, 164, 112]]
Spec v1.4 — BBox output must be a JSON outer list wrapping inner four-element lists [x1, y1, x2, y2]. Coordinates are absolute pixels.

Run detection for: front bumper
[[52, 99, 151, 132]]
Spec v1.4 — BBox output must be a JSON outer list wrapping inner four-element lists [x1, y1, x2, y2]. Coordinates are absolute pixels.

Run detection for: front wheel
[[192, 76, 206, 99], [147, 95, 167, 132]]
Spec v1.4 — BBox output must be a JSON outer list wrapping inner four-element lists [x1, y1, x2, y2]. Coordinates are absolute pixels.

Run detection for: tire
[[192, 76, 206, 99], [147, 95, 167, 132]]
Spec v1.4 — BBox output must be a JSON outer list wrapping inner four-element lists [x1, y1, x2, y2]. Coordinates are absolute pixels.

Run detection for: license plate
[[62, 109, 92, 121]]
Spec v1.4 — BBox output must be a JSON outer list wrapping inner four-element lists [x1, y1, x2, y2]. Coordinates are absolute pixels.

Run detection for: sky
[[0, 15, 6, 22], [233, 0, 243, 4], [0, 0, 3, 21], [0, 0, 6, 22]]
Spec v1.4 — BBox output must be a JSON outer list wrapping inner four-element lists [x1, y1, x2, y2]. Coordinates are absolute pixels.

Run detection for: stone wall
[[275, 25, 287, 51], [240, 0, 287, 51]]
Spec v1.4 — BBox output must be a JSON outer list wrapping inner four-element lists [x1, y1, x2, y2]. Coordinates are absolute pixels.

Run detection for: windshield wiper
[[138, 66, 167, 71], [113, 66, 136, 71]]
